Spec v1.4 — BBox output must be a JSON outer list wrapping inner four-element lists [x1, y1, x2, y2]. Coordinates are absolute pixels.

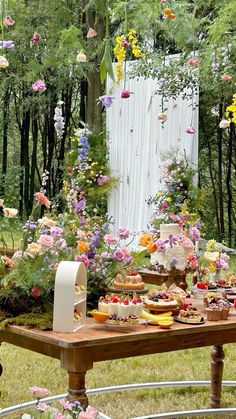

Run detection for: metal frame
[[1, 380, 236, 418]]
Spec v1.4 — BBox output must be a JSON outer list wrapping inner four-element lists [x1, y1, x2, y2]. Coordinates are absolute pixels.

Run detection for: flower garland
[[113, 29, 145, 84]]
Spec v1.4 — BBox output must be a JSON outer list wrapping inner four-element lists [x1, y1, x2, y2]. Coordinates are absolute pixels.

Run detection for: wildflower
[[97, 175, 110, 185], [32, 80, 46, 92], [187, 59, 199, 66], [97, 95, 115, 108], [3, 17, 15, 26], [1, 256, 14, 267], [76, 51, 87, 62], [87, 28, 97, 38], [184, 126, 196, 134], [221, 74, 232, 81], [31, 33, 41, 43], [0, 56, 9, 68], [0, 40, 14, 48], [35, 192, 51, 207], [3, 207, 18, 217], [29, 386, 49, 399], [31, 287, 41, 298], [36, 403, 50, 412]]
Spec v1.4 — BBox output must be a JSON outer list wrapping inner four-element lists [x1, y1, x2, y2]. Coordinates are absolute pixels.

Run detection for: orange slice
[[158, 320, 173, 329], [91, 311, 110, 323]]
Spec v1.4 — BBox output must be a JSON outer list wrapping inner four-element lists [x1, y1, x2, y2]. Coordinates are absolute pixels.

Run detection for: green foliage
[[0, 165, 22, 207]]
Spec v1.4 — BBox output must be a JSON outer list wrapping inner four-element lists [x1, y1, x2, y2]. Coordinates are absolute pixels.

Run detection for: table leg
[[0, 342, 2, 377], [67, 371, 88, 408], [210, 344, 224, 408]]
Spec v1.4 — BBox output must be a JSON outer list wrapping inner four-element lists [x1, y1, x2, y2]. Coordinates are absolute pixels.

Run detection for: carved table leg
[[67, 371, 88, 408], [0, 342, 2, 377], [210, 344, 224, 408]]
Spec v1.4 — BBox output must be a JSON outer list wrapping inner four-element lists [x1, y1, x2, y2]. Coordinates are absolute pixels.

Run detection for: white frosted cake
[[151, 223, 194, 271]]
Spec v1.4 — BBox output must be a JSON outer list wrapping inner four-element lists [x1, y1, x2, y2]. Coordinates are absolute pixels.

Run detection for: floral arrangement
[[147, 153, 205, 231], [113, 29, 145, 84], [226, 93, 236, 124], [21, 386, 98, 418]]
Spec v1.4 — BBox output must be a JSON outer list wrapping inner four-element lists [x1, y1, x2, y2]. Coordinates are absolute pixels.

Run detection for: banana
[[139, 310, 173, 321]]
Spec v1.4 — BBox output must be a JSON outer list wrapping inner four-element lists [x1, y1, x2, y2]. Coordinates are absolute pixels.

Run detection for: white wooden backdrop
[[106, 60, 198, 233]]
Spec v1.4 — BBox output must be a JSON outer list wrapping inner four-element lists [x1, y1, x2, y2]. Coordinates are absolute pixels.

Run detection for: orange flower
[[147, 242, 158, 254], [77, 241, 89, 253], [167, 13, 176, 19], [139, 234, 153, 247], [35, 192, 51, 208], [163, 8, 172, 15], [1, 255, 14, 267]]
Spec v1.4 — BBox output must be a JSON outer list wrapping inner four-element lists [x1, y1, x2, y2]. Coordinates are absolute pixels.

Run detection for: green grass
[[1, 343, 236, 418]]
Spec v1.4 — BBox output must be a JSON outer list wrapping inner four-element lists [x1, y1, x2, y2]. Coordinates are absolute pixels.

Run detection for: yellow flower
[[209, 263, 216, 273], [205, 239, 217, 251], [77, 241, 89, 253], [166, 197, 172, 202], [139, 234, 153, 247]]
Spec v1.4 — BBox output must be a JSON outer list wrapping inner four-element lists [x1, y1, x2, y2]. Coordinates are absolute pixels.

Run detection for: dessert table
[[1, 306, 236, 411]]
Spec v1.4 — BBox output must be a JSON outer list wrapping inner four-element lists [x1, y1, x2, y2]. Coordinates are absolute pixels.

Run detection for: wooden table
[[1, 308, 236, 410]]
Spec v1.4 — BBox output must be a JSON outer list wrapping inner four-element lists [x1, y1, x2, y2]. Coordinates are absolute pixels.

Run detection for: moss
[[0, 306, 53, 330]]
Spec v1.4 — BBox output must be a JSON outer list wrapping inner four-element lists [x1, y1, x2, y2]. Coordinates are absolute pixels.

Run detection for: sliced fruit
[[158, 320, 173, 329], [90, 311, 110, 323]]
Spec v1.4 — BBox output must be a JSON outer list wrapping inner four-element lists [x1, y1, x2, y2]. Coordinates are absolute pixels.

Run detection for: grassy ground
[[1, 343, 236, 418]]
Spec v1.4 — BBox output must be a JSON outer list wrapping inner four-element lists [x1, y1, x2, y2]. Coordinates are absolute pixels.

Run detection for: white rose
[[3, 207, 18, 218], [38, 216, 57, 228], [27, 242, 41, 255], [219, 119, 230, 129]]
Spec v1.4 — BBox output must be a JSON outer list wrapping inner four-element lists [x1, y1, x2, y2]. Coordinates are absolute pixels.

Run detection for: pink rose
[[32, 32, 41, 43], [117, 227, 130, 239], [87, 28, 97, 38], [75, 254, 90, 268], [104, 234, 118, 245], [37, 234, 53, 248], [3, 17, 15, 26], [120, 247, 130, 257], [112, 247, 125, 261], [31, 287, 41, 298], [32, 80, 46, 92], [78, 406, 98, 418], [29, 386, 49, 399]]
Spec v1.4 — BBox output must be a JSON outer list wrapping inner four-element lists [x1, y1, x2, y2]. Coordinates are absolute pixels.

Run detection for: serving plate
[[174, 316, 205, 325]]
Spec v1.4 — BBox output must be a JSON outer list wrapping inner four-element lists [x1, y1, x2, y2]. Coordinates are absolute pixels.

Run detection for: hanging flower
[[219, 119, 230, 129], [184, 126, 196, 134], [157, 112, 167, 122], [0, 40, 14, 49], [113, 29, 145, 84], [32, 80, 46, 92], [87, 28, 97, 38], [54, 102, 65, 139], [97, 95, 115, 108], [31, 32, 41, 43], [121, 89, 130, 98], [76, 51, 87, 62], [221, 74, 232, 81], [0, 56, 9, 68], [3, 17, 15, 26]]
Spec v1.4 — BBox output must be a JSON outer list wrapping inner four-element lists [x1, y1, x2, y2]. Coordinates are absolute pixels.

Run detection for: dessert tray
[[104, 318, 148, 331], [174, 316, 205, 325], [143, 304, 180, 314]]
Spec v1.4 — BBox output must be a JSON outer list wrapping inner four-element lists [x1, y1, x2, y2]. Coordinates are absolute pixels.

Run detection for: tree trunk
[[217, 104, 224, 239], [86, 10, 105, 133], [30, 110, 38, 210], [226, 124, 233, 246], [1, 86, 10, 196]]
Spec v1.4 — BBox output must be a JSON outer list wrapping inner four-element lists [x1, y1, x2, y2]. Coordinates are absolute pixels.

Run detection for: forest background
[[0, 0, 236, 245]]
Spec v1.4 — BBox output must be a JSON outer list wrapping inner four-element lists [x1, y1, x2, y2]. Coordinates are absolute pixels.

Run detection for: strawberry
[[111, 297, 119, 303], [123, 299, 129, 305], [136, 297, 142, 303], [234, 299, 236, 309]]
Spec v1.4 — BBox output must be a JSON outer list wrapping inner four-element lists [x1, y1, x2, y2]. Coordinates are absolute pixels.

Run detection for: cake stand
[[139, 268, 189, 291], [107, 286, 149, 295]]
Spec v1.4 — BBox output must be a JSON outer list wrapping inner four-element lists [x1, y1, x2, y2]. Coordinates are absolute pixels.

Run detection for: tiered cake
[[151, 223, 194, 271]]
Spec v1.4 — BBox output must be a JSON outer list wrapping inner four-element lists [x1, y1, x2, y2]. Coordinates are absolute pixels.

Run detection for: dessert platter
[[108, 270, 149, 294], [174, 305, 205, 325], [143, 289, 184, 314]]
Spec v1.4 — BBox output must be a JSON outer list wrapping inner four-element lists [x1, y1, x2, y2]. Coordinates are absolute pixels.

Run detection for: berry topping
[[111, 297, 119, 303]]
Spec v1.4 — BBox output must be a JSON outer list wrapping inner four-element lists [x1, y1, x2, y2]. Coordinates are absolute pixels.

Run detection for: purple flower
[[216, 259, 228, 270], [97, 95, 115, 108], [157, 239, 167, 252], [101, 251, 110, 259], [117, 227, 130, 239], [184, 126, 196, 134], [124, 255, 134, 264], [32, 80, 46, 92], [112, 247, 125, 261], [59, 399, 73, 411], [50, 227, 63, 237], [0, 40, 14, 48], [86, 251, 95, 259], [189, 227, 200, 241], [168, 234, 178, 247], [97, 175, 110, 185], [72, 199, 86, 213]]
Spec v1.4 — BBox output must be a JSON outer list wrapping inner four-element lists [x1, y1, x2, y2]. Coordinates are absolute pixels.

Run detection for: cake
[[113, 271, 145, 290], [151, 223, 194, 271], [178, 306, 203, 323], [143, 291, 179, 310], [204, 295, 230, 321], [98, 295, 143, 317]]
